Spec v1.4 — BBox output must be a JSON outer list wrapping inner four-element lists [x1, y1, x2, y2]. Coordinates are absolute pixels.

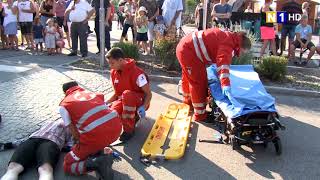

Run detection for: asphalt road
[[0, 21, 319, 180]]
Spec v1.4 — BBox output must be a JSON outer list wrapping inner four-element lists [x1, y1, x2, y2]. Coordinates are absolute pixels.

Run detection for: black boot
[[119, 131, 135, 142], [86, 155, 114, 180]]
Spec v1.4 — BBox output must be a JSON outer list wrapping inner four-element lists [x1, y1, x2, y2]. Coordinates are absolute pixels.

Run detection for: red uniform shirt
[[188, 28, 242, 87], [111, 59, 148, 98], [59, 86, 120, 140]]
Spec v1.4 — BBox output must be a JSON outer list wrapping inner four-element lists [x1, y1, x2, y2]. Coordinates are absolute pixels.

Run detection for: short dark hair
[[62, 81, 78, 93], [241, 33, 251, 50], [106, 47, 124, 60]]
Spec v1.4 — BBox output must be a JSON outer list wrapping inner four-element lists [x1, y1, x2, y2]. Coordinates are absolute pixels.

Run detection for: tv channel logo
[[266, 11, 302, 24]]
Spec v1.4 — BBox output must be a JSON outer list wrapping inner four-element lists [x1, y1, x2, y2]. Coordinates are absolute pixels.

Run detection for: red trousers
[[63, 117, 121, 175], [176, 37, 208, 121], [111, 90, 144, 133]]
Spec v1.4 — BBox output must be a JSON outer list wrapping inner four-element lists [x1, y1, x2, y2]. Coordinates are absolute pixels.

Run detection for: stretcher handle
[[178, 80, 183, 96]]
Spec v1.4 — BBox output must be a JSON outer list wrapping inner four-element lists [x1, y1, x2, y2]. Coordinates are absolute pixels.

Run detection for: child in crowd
[[33, 17, 44, 53], [135, 6, 148, 55], [154, 15, 167, 40], [54, 21, 64, 54], [44, 18, 56, 55]]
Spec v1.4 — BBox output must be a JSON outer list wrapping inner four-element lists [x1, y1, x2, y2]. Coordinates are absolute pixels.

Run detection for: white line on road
[[0, 65, 31, 73]]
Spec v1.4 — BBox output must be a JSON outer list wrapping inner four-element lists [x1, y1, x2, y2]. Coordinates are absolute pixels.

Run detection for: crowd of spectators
[[0, 0, 186, 56], [0, 0, 319, 64]]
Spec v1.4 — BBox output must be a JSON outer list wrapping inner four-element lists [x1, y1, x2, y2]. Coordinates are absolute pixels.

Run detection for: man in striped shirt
[[1, 119, 72, 180]]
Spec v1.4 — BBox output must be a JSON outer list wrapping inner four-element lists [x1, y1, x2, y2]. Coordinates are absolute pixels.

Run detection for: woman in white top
[[3, 0, 18, 50]]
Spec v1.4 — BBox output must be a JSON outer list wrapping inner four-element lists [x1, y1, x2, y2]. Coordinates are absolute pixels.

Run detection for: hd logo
[[266, 11, 302, 24]]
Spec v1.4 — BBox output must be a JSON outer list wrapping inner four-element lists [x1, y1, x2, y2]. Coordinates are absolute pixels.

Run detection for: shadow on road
[[151, 83, 182, 103], [233, 115, 320, 179], [118, 118, 236, 179]]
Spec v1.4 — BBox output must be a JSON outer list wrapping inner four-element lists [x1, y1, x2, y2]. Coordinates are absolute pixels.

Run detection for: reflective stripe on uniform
[[192, 32, 204, 62], [192, 103, 205, 108], [194, 109, 206, 114], [219, 73, 230, 79], [70, 151, 80, 161], [183, 92, 191, 97], [197, 31, 212, 63], [216, 65, 230, 72], [71, 163, 77, 174], [79, 111, 118, 134], [122, 113, 135, 119], [77, 104, 108, 128], [78, 161, 84, 174], [123, 106, 136, 111]]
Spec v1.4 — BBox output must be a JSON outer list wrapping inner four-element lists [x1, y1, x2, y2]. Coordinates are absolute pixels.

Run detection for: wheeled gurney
[[206, 65, 285, 155]]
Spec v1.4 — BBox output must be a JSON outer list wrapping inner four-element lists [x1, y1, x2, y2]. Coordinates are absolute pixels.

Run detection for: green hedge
[[112, 42, 139, 60], [154, 39, 181, 71], [256, 56, 288, 81], [232, 52, 254, 65]]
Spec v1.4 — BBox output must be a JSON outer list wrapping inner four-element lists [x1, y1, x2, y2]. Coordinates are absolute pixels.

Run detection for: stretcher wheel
[[231, 137, 240, 150], [272, 137, 282, 155], [263, 142, 268, 149]]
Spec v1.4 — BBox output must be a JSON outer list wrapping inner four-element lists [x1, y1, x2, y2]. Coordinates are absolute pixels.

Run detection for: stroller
[[205, 65, 285, 155]]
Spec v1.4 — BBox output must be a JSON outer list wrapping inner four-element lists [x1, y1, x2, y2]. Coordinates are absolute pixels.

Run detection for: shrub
[[256, 56, 288, 81], [232, 52, 254, 65], [154, 38, 181, 71], [112, 42, 139, 60], [186, 0, 197, 14]]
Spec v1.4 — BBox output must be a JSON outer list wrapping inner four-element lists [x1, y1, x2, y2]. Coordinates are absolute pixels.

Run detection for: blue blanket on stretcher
[[207, 65, 276, 119]]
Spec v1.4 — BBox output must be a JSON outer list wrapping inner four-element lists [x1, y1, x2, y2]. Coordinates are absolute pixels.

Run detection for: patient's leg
[[1, 162, 24, 180], [38, 163, 54, 180]]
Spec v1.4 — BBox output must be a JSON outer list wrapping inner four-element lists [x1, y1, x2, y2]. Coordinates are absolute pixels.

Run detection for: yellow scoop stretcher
[[141, 103, 192, 161]]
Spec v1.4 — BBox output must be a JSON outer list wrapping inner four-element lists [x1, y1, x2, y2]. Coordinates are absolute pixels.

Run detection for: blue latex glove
[[137, 106, 146, 119], [222, 86, 231, 97]]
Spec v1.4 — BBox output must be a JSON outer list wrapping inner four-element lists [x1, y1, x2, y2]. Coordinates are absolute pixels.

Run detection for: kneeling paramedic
[[105, 47, 152, 142], [59, 81, 122, 180], [176, 28, 251, 122]]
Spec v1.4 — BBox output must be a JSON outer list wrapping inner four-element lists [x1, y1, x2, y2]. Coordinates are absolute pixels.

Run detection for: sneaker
[[68, 52, 77, 56], [119, 131, 135, 142]]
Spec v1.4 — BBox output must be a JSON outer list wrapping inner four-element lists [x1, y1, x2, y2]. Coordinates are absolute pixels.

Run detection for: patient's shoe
[[86, 154, 114, 180]]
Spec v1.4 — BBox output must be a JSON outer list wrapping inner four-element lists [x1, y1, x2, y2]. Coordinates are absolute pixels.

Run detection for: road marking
[[0, 65, 31, 73]]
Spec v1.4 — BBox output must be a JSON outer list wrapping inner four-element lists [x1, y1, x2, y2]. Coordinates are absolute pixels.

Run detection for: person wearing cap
[[105, 47, 152, 142], [138, 0, 159, 54], [176, 28, 252, 122], [135, 6, 148, 55], [59, 81, 122, 179]]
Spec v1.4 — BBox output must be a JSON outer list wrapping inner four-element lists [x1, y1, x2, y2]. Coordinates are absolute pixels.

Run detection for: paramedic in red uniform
[[105, 47, 152, 142], [176, 28, 252, 122], [59, 81, 122, 180]]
